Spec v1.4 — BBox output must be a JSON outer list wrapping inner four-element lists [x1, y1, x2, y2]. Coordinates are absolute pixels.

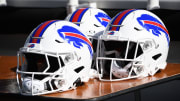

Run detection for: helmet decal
[[57, 25, 93, 57], [28, 44, 35, 48], [69, 8, 89, 26], [108, 31, 115, 35], [30, 20, 57, 43], [95, 12, 111, 27], [137, 14, 170, 45], [109, 9, 136, 31]]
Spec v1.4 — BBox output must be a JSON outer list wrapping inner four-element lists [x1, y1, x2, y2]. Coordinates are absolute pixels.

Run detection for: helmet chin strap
[[112, 61, 132, 78], [22, 77, 46, 94]]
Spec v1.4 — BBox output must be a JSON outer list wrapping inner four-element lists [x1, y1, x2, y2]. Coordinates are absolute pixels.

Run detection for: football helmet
[[66, 7, 111, 69], [16, 20, 93, 95], [96, 9, 170, 81], [66, 7, 111, 40]]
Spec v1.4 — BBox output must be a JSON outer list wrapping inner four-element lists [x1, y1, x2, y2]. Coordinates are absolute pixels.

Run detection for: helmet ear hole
[[94, 24, 101, 27], [55, 39, 62, 43], [152, 53, 162, 60], [74, 66, 85, 73], [134, 27, 142, 31]]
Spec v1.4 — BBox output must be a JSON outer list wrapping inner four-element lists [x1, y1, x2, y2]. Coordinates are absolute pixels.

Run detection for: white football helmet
[[16, 20, 93, 95], [96, 9, 170, 81], [66, 7, 111, 40], [66, 7, 111, 69]]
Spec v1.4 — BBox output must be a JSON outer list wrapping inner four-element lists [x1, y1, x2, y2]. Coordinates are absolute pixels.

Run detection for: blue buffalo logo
[[57, 25, 93, 57], [137, 14, 170, 45], [95, 12, 111, 27]]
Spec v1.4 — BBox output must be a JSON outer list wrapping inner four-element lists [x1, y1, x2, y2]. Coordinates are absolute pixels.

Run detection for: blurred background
[[0, 0, 180, 101]]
